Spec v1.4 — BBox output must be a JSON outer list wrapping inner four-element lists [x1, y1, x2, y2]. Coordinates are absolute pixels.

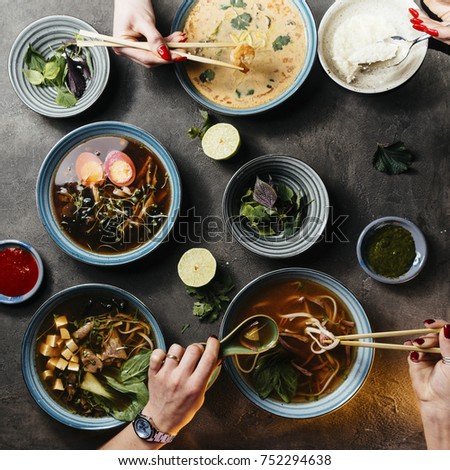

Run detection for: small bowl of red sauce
[[0, 240, 44, 304]]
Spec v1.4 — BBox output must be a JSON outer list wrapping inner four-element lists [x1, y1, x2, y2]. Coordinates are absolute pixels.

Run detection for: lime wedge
[[177, 248, 217, 287], [201, 123, 241, 160]]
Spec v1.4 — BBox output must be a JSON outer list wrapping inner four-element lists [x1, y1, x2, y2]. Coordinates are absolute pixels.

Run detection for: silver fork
[[385, 33, 430, 67]]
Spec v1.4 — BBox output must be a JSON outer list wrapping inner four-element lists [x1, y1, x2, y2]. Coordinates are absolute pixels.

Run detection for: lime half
[[201, 123, 241, 160], [177, 248, 217, 287]]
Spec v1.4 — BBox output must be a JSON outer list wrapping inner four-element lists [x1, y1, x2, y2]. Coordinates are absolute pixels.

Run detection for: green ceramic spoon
[[219, 314, 279, 358]]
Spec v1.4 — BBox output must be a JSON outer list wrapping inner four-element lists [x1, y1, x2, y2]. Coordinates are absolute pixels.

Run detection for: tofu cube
[[54, 315, 68, 329], [55, 357, 69, 371], [59, 327, 71, 340], [52, 378, 64, 391]]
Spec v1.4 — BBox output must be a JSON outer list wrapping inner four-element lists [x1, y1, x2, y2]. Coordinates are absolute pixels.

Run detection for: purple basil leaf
[[253, 176, 278, 208], [66, 55, 86, 98]]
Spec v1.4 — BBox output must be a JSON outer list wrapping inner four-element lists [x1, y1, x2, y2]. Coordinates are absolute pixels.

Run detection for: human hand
[[113, 0, 187, 67], [409, 5, 450, 45], [405, 320, 450, 449], [142, 336, 220, 437]]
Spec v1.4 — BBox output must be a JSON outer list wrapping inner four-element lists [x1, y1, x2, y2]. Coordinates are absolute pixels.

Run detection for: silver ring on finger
[[442, 356, 450, 365]]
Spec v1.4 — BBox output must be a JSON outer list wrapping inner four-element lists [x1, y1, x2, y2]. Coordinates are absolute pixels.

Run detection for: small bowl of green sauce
[[356, 216, 427, 284]]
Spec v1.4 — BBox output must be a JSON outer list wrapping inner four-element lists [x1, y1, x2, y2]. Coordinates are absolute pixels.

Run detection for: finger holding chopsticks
[[112, 0, 187, 68]]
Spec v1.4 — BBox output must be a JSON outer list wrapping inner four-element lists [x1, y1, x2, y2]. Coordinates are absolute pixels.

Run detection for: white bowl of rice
[[318, 0, 428, 93]]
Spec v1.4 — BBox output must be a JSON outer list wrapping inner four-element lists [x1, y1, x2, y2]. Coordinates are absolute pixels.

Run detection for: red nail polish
[[410, 18, 423, 25], [414, 338, 425, 345], [173, 55, 188, 62], [410, 351, 420, 361], [409, 8, 420, 18], [412, 24, 427, 32], [157, 44, 171, 61], [444, 324, 450, 339], [426, 28, 439, 37], [180, 36, 188, 43], [424, 319, 435, 325]]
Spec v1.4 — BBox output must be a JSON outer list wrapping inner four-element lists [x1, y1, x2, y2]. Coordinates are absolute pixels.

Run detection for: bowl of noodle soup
[[172, 0, 317, 115], [220, 268, 373, 418], [22, 283, 165, 430]]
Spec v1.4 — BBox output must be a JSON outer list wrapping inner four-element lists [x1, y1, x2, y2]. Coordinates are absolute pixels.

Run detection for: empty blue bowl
[[36, 121, 181, 266], [21, 283, 166, 430]]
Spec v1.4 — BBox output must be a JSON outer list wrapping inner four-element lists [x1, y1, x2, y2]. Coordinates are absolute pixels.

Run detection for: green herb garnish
[[373, 141, 413, 175], [272, 35, 291, 51], [231, 0, 247, 7], [199, 68, 216, 83], [252, 346, 298, 403], [185, 272, 234, 323], [239, 176, 307, 237], [23, 41, 93, 108], [231, 13, 252, 30], [187, 109, 212, 139]]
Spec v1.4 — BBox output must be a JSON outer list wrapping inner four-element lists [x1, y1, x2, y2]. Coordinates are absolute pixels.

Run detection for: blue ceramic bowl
[[0, 240, 44, 304], [220, 268, 374, 418], [356, 216, 427, 284], [36, 121, 181, 266], [8, 15, 110, 118], [171, 0, 317, 115], [222, 155, 329, 258], [22, 283, 166, 430]]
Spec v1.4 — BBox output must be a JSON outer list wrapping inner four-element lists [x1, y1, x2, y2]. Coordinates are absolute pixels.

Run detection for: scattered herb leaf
[[373, 141, 413, 175], [253, 176, 277, 208], [181, 324, 191, 334], [185, 272, 234, 323], [187, 109, 212, 140], [272, 35, 291, 51], [231, 12, 252, 30]]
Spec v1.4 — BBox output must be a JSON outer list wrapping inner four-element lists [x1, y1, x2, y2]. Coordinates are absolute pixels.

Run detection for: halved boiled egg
[[104, 151, 136, 187], [75, 152, 105, 186]]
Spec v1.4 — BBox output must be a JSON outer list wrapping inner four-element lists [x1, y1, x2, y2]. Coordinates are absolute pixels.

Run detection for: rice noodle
[[304, 318, 340, 354]]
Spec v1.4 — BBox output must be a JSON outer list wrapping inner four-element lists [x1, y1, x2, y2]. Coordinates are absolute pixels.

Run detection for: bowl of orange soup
[[172, 0, 317, 115]]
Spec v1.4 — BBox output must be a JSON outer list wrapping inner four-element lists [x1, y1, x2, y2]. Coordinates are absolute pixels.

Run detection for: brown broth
[[52, 135, 171, 254], [232, 278, 355, 402]]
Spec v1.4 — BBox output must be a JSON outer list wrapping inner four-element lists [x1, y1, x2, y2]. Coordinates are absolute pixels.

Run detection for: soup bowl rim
[[219, 267, 374, 418], [171, 0, 318, 116], [21, 282, 166, 430], [36, 121, 182, 266]]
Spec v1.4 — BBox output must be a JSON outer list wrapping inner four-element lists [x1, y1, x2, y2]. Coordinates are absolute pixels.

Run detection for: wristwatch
[[132, 410, 176, 444]]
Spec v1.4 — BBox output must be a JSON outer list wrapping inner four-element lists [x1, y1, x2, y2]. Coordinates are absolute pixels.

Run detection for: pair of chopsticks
[[76, 30, 244, 71], [330, 327, 441, 353]]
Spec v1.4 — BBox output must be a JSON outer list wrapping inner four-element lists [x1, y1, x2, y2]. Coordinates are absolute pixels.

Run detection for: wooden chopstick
[[335, 328, 441, 341], [338, 340, 441, 354], [77, 31, 243, 71]]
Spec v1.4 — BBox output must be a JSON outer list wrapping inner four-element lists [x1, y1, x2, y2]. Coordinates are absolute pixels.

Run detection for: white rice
[[331, 13, 399, 83]]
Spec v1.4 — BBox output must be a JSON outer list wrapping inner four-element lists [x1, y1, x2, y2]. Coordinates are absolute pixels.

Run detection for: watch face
[[134, 416, 154, 440]]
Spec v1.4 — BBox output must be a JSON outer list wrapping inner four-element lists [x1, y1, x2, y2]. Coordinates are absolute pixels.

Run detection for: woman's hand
[[99, 336, 220, 450], [405, 320, 450, 449], [113, 0, 187, 67], [142, 337, 220, 436], [409, 3, 450, 45]]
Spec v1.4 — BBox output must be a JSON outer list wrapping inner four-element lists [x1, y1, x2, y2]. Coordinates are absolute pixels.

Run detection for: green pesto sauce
[[365, 225, 416, 278]]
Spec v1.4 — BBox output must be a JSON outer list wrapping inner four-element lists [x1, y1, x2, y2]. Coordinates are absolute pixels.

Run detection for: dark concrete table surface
[[1, 0, 448, 450]]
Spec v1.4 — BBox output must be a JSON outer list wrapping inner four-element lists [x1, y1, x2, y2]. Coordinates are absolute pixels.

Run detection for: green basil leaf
[[373, 141, 413, 175], [55, 87, 77, 108], [22, 68, 45, 85], [43, 59, 61, 81], [24, 44, 46, 72], [272, 35, 291, 51]]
